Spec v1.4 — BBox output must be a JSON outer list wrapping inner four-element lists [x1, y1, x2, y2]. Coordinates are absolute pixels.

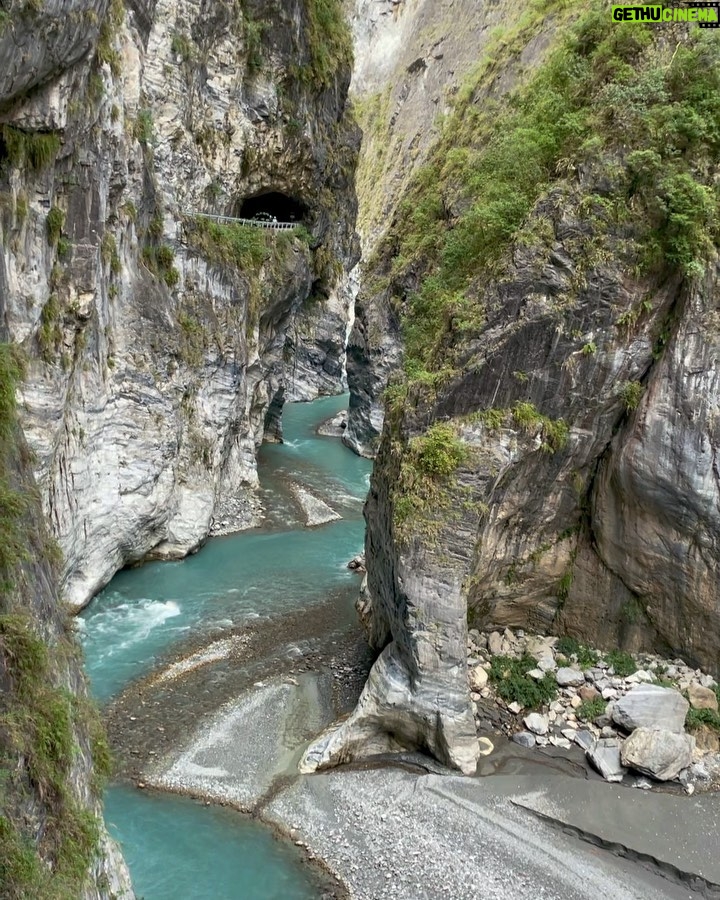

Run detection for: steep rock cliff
[[0, 343, 133, 898], [1, 0, 358, 609], [309, 2, 720, 771], [345, 0, 522, 456]]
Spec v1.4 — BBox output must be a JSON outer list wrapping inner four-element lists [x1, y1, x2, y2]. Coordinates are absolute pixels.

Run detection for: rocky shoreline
[[104, 609, 714, 899], [467, 627, 720, 793]]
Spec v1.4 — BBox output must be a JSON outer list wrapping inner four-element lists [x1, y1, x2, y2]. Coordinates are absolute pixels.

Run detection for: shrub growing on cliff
[[618, 380, 644, 411], [299, 0, 353, 88], [393, 421, 470, 540], [186, 217, 268, 270], [46, 206, 64, 246], [413, 423, 468, 477], [1, 126, 60, 172]]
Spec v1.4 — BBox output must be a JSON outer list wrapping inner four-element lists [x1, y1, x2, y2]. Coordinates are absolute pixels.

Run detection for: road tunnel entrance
[[238, 191, 307, 224]]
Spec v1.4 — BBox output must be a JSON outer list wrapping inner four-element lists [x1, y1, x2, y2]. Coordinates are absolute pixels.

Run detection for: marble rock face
[[611, 686, 689, 735], [621, 729, 695, 782], [2, 0, 360, 610]]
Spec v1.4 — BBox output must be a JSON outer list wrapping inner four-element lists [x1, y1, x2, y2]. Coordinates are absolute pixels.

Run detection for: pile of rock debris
[[467, 628, 720, 792]]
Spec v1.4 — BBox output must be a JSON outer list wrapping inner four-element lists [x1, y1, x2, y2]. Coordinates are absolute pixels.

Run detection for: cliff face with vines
[[308, 0, 720, 773]]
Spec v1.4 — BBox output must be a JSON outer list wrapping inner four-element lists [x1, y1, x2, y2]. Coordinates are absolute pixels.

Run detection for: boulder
[[469, 665, 489, 691], [512, 731, 536, 749], [487, 631, 503, 656], [587, 738, 628, 783], [347, 554, 366, 572], [556, 667, 585, 687], [688, 683, 718, 712], [524, 713, 549, 735], [692, 725, 720, 755], [612, 685, 688, 734], [573, 730, 595, 752], [578, 684, 601, 703], [620, 728, 695, 781], [525, 636, 555, 659]]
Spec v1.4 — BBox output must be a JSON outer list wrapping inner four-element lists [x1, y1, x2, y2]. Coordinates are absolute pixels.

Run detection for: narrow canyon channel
[[79, 394, 371, 898]]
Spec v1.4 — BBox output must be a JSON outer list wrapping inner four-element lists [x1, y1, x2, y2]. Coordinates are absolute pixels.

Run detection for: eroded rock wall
[[315, 3, 720, 772], [0, 348, 133, 897], [1, 0, 359, 608]]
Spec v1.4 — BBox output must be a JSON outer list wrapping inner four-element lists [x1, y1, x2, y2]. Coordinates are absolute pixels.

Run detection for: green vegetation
[[100, 232, 121, 275], [38, 295, 63, 362], [555, 636, 599, 669], [46, 207, 64, 246], [577, 697, 607, 722], [240, 6, 265, 73], [1, 126, 61, 171], [0, 615, 102, 899], [299, 0, 353, 87], [606, 649, 638, 677], [512, 402, 569, 452], [374, 3, 720, 383], [393, 422, 469, 538], [464, 402, 569, 453], [618, 380, 644, 411], [133, 108, 155, 146], [686, 707, 720, 733], [96, 0, 124, 77], [177, 313, 205, 367], [0, 345, 26, 581], [0, 347, 110, 898], [410, 422, 468, 477], [489, 654, 558, 709], [170, 30, 195, 63], [185, 217, 268, 270], [141, 244, 179, 288], [15, 192, 28, 227]]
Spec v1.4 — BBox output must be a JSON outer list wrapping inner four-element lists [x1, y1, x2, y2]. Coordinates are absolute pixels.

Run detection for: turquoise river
[[79, 395, 372, 899]]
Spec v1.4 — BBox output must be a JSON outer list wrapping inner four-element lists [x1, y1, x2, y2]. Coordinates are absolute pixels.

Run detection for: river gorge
[[2, 0, 720, 898]]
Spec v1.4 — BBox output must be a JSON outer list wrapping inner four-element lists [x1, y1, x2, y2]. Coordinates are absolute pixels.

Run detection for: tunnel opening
[[238, 191, 307, 224]]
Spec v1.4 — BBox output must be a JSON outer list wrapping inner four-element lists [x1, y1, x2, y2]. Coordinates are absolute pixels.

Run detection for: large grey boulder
[[556, 667, 585, 687], [524, 713, 549, 735], [587, 738, 627, 783], [611, 685, 688, 733], [621, 728, 695, 781]]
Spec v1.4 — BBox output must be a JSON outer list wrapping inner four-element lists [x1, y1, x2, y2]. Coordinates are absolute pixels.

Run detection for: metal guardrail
[[191, 212, 297, 231]]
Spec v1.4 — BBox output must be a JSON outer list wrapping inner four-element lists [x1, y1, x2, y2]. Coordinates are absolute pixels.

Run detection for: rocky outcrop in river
[[1, 0, 358, 609]]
